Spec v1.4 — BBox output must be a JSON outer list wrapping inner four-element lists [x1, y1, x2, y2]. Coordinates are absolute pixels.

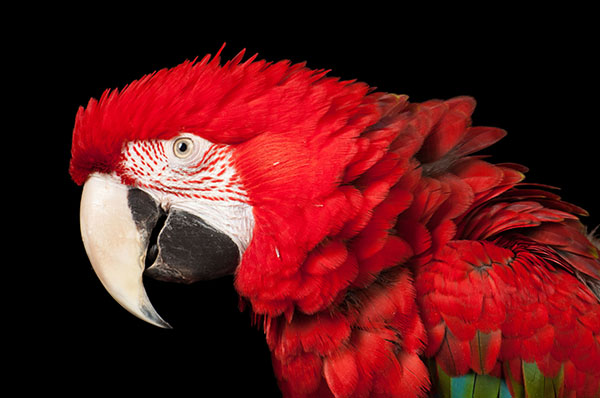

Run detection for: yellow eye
[[173, 137, 194, 158]]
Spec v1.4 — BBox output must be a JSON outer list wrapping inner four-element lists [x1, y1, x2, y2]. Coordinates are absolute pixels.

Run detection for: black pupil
[[178, 141, 188, 153]]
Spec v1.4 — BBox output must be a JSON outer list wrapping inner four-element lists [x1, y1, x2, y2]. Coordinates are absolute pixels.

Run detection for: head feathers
[[69, 47, 369, 185]]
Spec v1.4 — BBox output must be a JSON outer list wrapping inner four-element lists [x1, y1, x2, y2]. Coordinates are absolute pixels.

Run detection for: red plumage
[[70, 50, 600, 397]]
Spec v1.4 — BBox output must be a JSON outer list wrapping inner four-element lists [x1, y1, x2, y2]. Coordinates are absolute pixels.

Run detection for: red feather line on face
[[70, 51, 600, 397], [118, 139, 249, 203]]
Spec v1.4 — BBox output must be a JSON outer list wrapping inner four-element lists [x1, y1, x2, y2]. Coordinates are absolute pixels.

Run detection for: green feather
[[432, 359, 553, 398], [503, 362, 524, 398], [522, 362, 545, 398], [436, 361, 452, 398], [551, 365, 564, 397], [522, 361, 564, 398], [434, 362, 507, 398], [473, 374, 501, 398]]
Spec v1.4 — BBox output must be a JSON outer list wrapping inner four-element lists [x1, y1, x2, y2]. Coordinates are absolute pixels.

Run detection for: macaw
[[69, 48, 600, 398]]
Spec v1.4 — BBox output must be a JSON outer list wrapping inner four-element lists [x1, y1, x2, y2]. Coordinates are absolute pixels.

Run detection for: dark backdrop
[[13, 12, 597, 397]]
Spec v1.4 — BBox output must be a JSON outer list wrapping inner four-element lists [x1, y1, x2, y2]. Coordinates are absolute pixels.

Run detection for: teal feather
[[499, 379, 512, 398], [451, 374, 475, 398], [430, 358, 524, 398]]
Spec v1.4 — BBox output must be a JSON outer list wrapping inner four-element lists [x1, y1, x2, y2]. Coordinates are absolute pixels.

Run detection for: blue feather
[[499, 379, 512, 398], [451, 374, 475, 398]]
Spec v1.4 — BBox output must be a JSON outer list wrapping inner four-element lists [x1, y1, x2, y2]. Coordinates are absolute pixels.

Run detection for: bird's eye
[[173, 137, 194, 159]]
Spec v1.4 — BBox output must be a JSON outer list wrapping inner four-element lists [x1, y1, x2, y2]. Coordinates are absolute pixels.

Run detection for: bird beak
[[79, 173, 171, 329], [79, 172, 241, 328]]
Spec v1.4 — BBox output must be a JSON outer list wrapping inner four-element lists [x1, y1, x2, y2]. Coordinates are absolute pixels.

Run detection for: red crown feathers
[[69, 46, 371, 185]]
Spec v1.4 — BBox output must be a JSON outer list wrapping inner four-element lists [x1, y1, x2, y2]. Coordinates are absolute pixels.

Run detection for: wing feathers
[[256, 92, 599, 397], [416, 239, 600, 397]]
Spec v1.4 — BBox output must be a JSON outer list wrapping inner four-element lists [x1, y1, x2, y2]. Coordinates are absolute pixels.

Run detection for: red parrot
[[70, 47, 600, 397]]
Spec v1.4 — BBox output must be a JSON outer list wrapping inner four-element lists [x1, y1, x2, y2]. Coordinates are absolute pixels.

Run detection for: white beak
[[79, 173, 171, 328]]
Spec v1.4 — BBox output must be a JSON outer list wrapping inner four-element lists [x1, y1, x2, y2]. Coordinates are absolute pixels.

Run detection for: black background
[[12, 10, 598, 396]]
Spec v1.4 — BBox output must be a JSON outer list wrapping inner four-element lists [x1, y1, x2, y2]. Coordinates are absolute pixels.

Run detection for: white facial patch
[[119, 134, 254, 254]]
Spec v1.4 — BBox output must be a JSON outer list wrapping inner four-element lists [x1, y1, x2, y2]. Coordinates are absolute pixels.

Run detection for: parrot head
[[70, 48, 380, 327]]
